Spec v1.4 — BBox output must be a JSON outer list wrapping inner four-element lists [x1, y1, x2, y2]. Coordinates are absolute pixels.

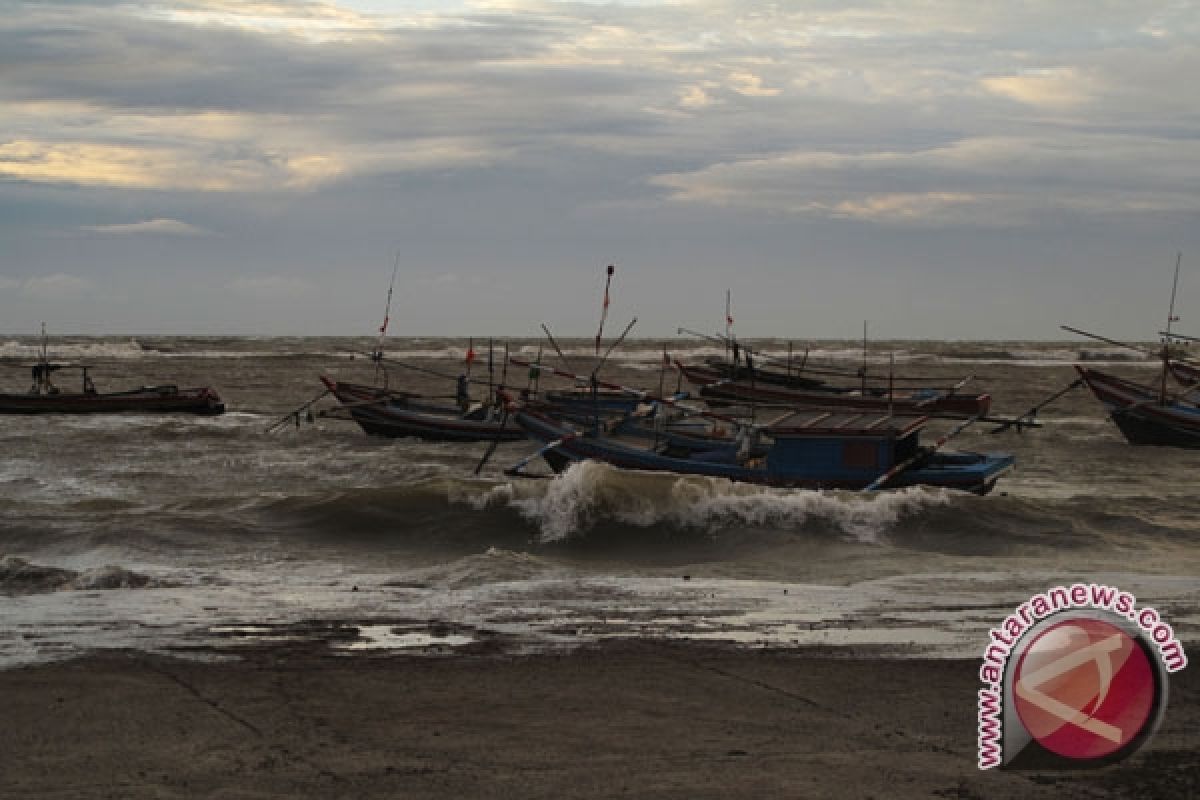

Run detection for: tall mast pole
[[1162, 252, 1183, 404]]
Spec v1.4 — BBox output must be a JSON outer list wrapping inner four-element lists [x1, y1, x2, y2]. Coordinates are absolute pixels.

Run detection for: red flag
[[378, 316, 388, 335], [726, 313, 734, 326], [465, 346, 476, 365]]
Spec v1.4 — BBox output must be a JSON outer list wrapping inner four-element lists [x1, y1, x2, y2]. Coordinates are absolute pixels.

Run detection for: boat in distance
[[1, 364, 224, 415], [508, 403, 1014, 495], [675, 361, 992, 418]]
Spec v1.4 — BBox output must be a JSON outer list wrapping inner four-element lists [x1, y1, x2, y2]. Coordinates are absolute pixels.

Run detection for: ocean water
[[2, 336, 1198, 667]]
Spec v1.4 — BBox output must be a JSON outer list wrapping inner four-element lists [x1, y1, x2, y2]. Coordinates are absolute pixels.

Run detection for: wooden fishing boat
[[508, 404, 1014, 494], [0, 364, 224, 415], [320, 376, 523, 442], [693, 356, 835, 391], [1066, 255, 1200, 447], [676, 361, 992, 417], [1074, 366, 1200, 447]]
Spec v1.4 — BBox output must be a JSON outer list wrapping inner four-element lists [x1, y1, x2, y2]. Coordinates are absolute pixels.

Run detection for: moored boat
[[0, 364, 224, 415], [1075, 366, 1200, 447], [320, 376, 523, 442], [508, 403, 1014, 494], [676, 361, 992, 418]]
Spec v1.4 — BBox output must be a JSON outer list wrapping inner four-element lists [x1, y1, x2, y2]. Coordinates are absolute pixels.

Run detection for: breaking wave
[[0, 338, 149, 360], [465, 461, 954, 542], [0, 555, 161, 594]]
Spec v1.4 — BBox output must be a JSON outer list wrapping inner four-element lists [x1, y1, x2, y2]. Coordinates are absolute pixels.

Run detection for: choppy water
[[2, 336, 1198, 666]]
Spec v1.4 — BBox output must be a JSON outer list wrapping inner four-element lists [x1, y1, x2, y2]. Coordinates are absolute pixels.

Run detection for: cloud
[[1, 1, 1198, 337], [81, 218, 212, 236], [982, 68, 1097, 109], [20, 274, 95, 299], [651, 134, 1200, 226]]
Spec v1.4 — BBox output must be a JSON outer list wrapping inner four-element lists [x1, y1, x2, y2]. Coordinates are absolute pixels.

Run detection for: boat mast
[[1161, 252, 1182, 404], [37, 322, 53, 394], [725, 290, 733, 364], [372, 251, 401, 383], [595, 265, 614, 356], [861, 320, 868, 393]]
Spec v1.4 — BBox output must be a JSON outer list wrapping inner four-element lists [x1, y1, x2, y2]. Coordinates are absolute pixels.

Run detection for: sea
[[2, 336, 1198, 667]]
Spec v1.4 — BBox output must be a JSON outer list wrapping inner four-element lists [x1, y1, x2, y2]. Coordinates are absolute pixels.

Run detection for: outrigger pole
[[509, 356, 742, 427], [541, 323, 578, 375], [989, 379, 1083, 434]]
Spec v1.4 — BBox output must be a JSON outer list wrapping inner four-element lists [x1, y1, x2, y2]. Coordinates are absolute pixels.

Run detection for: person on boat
[[30, 363, 60, 394], [456, 373, 470, 413]]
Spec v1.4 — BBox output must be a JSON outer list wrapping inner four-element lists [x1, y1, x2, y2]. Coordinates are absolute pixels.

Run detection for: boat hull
[[321, 377, 523, 442], [1077, 366, 1200, 448], [512, 409, 1012, 495], [0, 387, 224, 415]]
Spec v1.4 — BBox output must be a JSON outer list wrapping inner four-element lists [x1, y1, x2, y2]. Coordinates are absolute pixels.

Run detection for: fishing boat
[[1074, 366, 1200, 448], [676, 361, 992, 417], [507, 403, 1014, 494], [0, 363, 224, 415], [1066, 253, 1200, 447], [692, 356, 836, 391], [319, 376, 523, 442]]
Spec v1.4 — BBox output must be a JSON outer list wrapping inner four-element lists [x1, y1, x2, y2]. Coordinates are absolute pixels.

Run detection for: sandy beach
[[1, 639, 1195, 799]]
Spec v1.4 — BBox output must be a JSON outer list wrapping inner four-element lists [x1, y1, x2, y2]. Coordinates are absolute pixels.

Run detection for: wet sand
[[1, 640, 1195, 799]]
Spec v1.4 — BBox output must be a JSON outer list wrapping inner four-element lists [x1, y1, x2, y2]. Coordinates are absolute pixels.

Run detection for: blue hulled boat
[[509, 405, 1014, 494]]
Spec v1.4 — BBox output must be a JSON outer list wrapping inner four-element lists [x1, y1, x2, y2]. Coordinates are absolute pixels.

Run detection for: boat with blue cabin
[[508, 404, 1014, 494]]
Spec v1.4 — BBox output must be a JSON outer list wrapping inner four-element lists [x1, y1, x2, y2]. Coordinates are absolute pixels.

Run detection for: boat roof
[[765, 409, 927, 437]]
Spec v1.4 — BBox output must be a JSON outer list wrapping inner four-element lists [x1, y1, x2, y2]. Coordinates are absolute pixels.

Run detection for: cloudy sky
[[2, 1, 1197, 339]]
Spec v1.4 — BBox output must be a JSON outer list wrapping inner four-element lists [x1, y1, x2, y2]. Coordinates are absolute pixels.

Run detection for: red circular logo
[[1013, 617, 1156, 761]]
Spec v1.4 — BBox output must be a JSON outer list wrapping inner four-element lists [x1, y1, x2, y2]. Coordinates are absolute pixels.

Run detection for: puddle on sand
[[335, 624, 476, 652]]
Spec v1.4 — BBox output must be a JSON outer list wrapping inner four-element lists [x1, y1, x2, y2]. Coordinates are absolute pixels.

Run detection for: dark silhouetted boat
[[0, 363, 224, 415], [676, 361, 992, 418], [320, 376, 523, 442], [1075, 366, 1200, 448]]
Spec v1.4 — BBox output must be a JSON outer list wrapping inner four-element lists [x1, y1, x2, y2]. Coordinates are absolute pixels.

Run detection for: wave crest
[[0, 555, 160, 594], [466, 461, 953, 542]]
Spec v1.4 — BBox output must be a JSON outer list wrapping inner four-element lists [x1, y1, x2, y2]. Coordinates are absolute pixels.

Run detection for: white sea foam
[[0, 338, 148, 360], [469, 461, 952, 542]]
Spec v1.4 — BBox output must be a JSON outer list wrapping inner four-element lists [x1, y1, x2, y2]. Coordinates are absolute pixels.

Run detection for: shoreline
[[2, 639, 1194, 798]]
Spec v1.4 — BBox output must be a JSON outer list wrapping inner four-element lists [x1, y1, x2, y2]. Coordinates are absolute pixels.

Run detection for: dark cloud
[[1, 1, 1197, 337]]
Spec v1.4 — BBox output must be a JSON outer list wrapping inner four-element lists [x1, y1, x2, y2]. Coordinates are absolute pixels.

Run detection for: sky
[[1, 0, 1198, 339]]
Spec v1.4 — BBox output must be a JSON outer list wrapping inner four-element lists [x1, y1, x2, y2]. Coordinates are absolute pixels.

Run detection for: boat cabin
[[764, 409, 927, 481], [28, 363, 97, 396]]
